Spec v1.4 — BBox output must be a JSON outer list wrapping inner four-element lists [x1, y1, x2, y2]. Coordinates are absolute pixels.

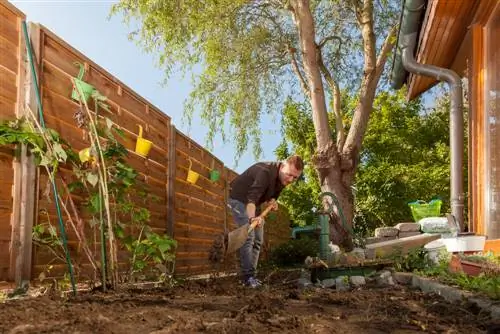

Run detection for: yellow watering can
[[135, 125, 153, 157], [186, 158, 200, 184]]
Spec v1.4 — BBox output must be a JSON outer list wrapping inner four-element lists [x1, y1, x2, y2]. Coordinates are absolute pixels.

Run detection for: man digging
[[228, 155, 304, 288]]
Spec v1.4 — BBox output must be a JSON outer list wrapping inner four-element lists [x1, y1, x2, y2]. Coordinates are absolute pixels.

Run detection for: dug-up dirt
[[0, 270, 496, 334]]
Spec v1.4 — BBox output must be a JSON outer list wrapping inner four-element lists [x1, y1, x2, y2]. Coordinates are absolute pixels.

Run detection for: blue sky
[[10, 0, 282, 173]]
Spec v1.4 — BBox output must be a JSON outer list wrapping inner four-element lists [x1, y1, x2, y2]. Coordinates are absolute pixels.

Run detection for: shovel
[[209, 204, 275, 263], [225, 204, 275, 255]]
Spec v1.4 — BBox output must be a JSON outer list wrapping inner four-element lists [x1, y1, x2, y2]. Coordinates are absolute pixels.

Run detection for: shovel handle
[[248, 204, 276, 233]]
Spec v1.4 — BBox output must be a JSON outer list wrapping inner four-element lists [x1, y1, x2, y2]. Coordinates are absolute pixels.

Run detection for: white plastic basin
[[440, 236, 486, 253]]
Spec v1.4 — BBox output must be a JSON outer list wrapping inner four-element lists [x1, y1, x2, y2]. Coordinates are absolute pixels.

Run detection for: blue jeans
[[228, 198, 263, 281]]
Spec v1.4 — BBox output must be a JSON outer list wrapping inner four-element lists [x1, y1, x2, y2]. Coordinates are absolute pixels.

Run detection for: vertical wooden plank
[[8, 11, 26, 282], [167, 125, 176, 237], [223, 167, 228, 232], [15, 22, 41, 283], [470, 24, 484, 235]]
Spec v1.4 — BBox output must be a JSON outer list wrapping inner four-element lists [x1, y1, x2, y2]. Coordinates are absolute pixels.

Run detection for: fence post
[[11, 22, 41, 284], [223, 167, 228, 232], [167, 125, 176, 237]]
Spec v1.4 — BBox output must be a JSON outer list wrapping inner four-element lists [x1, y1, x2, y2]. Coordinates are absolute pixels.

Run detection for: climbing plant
[[0, 86, 176, 290]]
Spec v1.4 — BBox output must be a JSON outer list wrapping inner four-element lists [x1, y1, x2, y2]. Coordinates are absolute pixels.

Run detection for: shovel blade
[[225, 223, 251, 255]]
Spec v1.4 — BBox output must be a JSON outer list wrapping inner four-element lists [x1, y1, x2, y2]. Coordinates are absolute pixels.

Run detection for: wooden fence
[[0, 0, 26, 282], [0, 0, 291, 284]]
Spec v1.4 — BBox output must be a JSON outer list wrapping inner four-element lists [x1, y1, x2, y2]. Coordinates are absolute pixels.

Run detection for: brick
[[374, 227, 399, 238], [394, 222, 421, 232]]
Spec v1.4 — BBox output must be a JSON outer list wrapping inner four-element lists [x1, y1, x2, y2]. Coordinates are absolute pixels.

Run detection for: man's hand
[[268, 199, 279, 211], [250, 216, 265, 227]]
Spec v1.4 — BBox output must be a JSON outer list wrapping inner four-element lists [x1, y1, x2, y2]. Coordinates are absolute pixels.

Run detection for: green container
[[71, 62, 95, 102], [408, 199, 442, 222], [318, 213, 330, 261], [209, 169, 220, 182]]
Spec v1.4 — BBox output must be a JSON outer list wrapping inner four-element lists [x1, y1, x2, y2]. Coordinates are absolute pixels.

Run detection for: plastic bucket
[[186, 159, 199, 184], [424, 239, 449, 264], [134, 125, 153, 157], [209, 169, 220, 182]]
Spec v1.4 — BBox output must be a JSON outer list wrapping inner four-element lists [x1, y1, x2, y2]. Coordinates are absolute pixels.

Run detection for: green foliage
[[356, 89, 459, 231], [0, 118, 69, 169], [111, 0, 399, 160], [269, 237, 319, 266], [274, 99, 321, 226], [421, 260, 500, 300], [122, 227, 177, 280], [275, 89, 464, 234], [393, 250, 500, 300], [1, 109, 176, 285], [68, 113, 177, 281], [392, 247, 432, 272]]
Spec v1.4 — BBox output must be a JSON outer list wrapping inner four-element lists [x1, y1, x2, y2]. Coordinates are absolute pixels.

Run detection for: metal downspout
[[401, 32, 465, 231]]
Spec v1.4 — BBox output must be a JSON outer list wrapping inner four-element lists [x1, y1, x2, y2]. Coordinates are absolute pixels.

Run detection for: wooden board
[[366, 233, 441, 258]]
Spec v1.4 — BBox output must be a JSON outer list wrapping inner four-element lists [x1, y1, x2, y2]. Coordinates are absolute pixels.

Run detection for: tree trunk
[[290, 0, 331, 149], [291, 0, 355, 249], [290, 1, 396, 250]]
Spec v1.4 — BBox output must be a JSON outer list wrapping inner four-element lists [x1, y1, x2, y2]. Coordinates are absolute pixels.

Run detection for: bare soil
[[0, 270, 497, 334]]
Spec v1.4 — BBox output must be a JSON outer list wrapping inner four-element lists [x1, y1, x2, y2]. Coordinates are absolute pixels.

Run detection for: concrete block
[[375, 227, 399, 238], [395, 222, 421, 232], [350, 276, 366, 287], [376, 270, 395, 286], [392, 272, 413, 285], [335, 276, 350, 291], [321, 278, 336, 288]]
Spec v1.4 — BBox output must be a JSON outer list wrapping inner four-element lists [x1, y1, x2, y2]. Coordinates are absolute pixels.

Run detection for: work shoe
[[244, 276, 262, 288]]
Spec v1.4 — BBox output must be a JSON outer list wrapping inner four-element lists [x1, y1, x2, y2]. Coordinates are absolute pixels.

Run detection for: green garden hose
[[318, 192, 353, 236], [22, 21, 77, 296]]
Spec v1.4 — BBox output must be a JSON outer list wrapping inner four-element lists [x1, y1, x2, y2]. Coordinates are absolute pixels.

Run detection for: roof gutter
[[390, 0, 426, 90], [392, 0, 465, 231]]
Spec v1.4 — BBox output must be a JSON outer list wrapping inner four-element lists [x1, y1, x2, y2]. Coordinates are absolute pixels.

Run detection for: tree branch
[[289, 47, 311, 99], [317, 48, 345, 150], [318, 35, 342, 49], [343, 23, 398, 155], [353, 0, 376, 75], [375, 25, 398, 75]]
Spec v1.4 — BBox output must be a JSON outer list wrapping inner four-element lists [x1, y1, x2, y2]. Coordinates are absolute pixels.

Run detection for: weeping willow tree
[[112, 0, 400, 248]]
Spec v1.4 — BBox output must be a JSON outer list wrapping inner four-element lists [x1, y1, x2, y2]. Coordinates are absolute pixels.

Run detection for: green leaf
[[86, 172, 99, 187], [89, 193, 103, 213], [39, 154, 51, 167], [158, 242, 172, 254], [115, 225, 125, 239], [48, 225, 57, 237], [52, 143, 67, 162], [105, 117, 114, 130]]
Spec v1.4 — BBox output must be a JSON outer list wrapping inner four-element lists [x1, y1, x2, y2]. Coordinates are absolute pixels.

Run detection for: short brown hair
[[286, 155, 304, 170]]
